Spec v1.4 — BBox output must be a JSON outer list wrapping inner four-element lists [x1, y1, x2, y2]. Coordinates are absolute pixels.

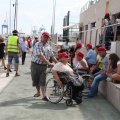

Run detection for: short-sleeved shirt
[[27, 38, 32, 45], [31, 41, 54, 64], [52, 62, 74, 76], [20, 40, 28, 52], [97, 55, 104, 69], [63, 43, 70, 50], [86, 49, 96, 64], [101, 54, 109, 71]]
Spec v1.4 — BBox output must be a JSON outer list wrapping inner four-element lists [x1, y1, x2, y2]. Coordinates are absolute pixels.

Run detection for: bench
[[99, 80, 120, 112]]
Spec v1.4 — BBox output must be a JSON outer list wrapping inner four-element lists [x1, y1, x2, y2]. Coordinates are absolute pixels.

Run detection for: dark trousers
[[22, 51, 26, 64]]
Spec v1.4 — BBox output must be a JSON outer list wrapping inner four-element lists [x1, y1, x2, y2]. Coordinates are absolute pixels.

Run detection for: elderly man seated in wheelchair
[[51, 52, 84, 105]]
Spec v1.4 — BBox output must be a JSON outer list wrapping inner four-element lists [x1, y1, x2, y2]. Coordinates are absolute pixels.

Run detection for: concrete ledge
[[99, 80, 120, 112]]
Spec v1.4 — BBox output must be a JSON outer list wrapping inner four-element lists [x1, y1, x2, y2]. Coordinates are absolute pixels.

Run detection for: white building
[[79, 0, 120, 45]]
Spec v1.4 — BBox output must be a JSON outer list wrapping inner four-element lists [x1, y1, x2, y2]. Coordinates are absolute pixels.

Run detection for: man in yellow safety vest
[[6, 30, 22, 77]]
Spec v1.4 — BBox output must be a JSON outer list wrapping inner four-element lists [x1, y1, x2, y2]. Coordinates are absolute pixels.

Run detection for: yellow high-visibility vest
[[7, 36, 19, 53]]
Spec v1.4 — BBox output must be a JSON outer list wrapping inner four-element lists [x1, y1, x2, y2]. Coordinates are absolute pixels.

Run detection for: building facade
[[79, 0, 120, 45]]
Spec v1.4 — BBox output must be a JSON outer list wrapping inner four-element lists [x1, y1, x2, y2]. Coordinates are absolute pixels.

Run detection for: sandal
[[34, 93, 40, 97]]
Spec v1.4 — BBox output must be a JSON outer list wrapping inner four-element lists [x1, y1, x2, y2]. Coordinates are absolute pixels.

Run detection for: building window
[[91, 22, 96, 28], [85, 25, 88, 30]]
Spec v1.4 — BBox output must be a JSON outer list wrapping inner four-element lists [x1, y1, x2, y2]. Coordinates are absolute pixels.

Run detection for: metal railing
[[50, 23, 120, 51], [79, 23, 120, 50]]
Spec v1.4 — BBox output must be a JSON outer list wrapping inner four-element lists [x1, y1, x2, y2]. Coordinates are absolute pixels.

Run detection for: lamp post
[[9, 0, 11, 34], [16, 0, 18, 30], [52, 0, 56, 35], [13, 0, 18, 30]]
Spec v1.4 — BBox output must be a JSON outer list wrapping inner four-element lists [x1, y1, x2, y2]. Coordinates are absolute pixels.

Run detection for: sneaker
[[42, 96, 49, 101], [15, 73, 20, 77], [9, 69, 12, 72], [4, 67, 7, 70], [83, 94, 94, 99], [6, 73, 9, 77]]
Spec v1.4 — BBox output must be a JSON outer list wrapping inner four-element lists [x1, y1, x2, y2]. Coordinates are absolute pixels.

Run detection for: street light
[[9, 0, 11, 34], [13, 0, 18, 30], [52, 0, 56, 35]]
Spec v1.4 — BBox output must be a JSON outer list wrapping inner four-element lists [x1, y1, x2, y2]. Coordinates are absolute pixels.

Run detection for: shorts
[[31, 62, 47, 86], [0, 52, 5, 59], [8, 52, 19, 64], [28, 45, 31, 48]]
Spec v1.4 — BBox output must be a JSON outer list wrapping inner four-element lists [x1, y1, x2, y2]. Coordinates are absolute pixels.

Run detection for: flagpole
[[16, 0, 18, 30]]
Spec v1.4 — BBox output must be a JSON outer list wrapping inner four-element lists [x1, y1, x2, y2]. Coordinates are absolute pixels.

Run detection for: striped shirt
[[31, 41, 54, 64]]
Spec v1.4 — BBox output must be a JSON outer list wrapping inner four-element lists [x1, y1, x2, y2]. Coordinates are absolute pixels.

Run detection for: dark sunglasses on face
[[64, 56, 69, 58]]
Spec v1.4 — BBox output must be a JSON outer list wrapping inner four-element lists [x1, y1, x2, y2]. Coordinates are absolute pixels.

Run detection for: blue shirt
[[63, 43, 70, 50], [86, 49, 96, 64], [20, 40, 28, 52]]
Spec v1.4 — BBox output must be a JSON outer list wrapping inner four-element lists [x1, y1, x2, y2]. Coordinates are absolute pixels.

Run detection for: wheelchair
[[76, 69, 94, 89], [45, 73, 84, 106]]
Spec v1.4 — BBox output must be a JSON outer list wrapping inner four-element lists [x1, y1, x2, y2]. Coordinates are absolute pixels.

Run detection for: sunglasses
[[64, 56, 69, 58]]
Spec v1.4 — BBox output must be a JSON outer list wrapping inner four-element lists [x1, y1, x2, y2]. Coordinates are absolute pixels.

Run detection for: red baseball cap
[[42, 32, 50, 37], [76, 42, 82, 47], [58, 52, 69, 59], [105, 13, 109, 17], [98, 47, 107, 51], [75, 51, 84, 57], [86, 43, 92, 49]]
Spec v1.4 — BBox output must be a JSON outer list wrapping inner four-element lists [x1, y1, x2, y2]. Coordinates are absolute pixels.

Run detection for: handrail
[[79, 23, 120, 48], [79, 23, 120, 33]]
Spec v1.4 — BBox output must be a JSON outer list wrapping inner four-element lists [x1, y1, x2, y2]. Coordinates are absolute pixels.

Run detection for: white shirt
[[52, 62, 74, 76], [76, 58, 87, 69]]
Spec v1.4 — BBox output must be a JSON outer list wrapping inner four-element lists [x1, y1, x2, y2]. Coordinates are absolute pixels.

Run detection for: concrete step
[[99, 80, 120, 112]]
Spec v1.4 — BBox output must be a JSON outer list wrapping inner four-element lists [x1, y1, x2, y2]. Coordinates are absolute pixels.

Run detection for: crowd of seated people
[[54, 40, 120, 98]]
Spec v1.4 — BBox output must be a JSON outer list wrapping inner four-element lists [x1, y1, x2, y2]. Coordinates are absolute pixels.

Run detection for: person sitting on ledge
[[106, 53, 120, 82], [87, 47, 109, 98]]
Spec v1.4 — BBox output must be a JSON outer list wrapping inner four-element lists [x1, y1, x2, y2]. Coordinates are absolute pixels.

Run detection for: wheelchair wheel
[[45, 78, 64, 104], [66, 99, 73, 106]]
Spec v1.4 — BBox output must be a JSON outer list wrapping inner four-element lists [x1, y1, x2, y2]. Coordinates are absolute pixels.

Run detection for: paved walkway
[[0, 54, 120, 120]]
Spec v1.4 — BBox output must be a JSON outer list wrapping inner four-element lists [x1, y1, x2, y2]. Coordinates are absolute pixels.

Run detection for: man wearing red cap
[[87, 47, 109, 98], [31, 32, 57, 101], [85, 43, 96, 68]]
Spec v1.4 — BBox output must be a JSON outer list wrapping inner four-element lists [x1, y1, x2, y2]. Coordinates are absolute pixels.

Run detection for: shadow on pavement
[[0, 96, 70, 110]]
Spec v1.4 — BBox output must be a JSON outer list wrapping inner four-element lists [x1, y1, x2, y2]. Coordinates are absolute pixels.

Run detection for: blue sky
[[0, 0, 88, 35]]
